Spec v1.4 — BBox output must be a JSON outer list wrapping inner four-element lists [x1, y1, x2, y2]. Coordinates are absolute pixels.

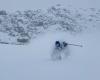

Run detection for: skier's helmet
[[55, 41, 60, 47]]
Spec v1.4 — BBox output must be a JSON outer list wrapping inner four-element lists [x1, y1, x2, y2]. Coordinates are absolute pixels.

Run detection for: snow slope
[[0, 0, 100, 80], [0, 29, 100, 80]]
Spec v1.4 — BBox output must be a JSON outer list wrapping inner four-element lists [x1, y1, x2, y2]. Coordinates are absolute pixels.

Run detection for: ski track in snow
[[0, 30, 100, 80]]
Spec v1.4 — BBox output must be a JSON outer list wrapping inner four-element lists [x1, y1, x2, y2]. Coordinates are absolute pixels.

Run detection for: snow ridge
[[0, 4, 100, 44]]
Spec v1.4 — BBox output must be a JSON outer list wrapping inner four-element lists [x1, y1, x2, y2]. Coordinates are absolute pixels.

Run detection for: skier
[[51, 40, 82, 60], [51, 41, 69, 60]]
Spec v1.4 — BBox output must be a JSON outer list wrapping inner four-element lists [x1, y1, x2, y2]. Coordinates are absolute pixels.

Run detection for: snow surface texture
[[0, 30, 100, 80], [0, 0, 100, 80], [0, 4, 100, 44]]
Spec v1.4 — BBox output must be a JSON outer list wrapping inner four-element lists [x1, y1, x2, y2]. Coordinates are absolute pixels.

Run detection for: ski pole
[[68, 43, 83, 47]]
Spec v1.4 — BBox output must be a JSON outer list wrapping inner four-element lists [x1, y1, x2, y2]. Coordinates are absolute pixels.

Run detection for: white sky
[[0, 0, 100, 11]]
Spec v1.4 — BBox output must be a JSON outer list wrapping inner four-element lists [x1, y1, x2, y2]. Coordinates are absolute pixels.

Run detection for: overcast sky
[[0, 0, 100, 11]]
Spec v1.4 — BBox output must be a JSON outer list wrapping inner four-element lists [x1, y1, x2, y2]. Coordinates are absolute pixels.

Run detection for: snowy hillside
[[0, 1, 100, 80], [0, 30, 100, 80], [0, 5, 100, 44]]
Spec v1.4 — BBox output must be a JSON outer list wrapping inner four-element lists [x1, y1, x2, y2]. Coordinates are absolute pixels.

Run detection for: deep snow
[[0, 29, 100, 80], [0, 0, 100, 80]]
